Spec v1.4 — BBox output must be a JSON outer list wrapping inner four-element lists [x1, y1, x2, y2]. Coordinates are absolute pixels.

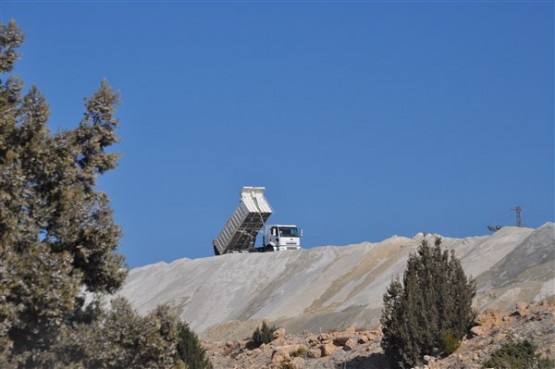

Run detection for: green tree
[[251, 321, 276, 347], [177, 320, 213, 369], [0, 20, 212, 369], [0, 19, 126, 365], [380, 238, 476, 369]]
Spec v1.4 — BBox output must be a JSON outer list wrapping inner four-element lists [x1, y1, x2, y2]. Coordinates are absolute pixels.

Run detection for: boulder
[[273, 328, 286, 339], [343, 338, 357, 351], [271, 344, 308, 364], [470, 326, 485, 336], [271, 350, 289, 364], [333, 333, 355, 346], [318, 333, 332, 344], [308, 347, 322, 358], [291, 357, 305, 369], [307, 335, 320, 347], [320, 342, 337, 357]]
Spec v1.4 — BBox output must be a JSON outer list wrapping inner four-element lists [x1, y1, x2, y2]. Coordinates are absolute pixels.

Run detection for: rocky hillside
[[118, 223, 554, 341], [204, 298, 555, 369]]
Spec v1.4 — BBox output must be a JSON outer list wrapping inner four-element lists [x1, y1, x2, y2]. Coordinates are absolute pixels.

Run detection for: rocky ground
[[204, 298, 555, 369]]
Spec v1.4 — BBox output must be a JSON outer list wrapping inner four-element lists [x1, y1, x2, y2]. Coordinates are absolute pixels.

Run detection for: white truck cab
[[263, 224, 302, 251]]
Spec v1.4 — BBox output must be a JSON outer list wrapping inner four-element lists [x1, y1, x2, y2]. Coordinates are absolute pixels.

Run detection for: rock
[[366, 330, 380, 340], [271, 328, 286, 345], [271, 350, 289, 364], [333, 333, 354, 346], [358, 335, 369, 344], [343, 338, 357, 351], [470, 326, 485, 336], [514, 302, 529, 316], [423, 355, 434, 363], [273, 328, 286, 339], [308, 347, 322, 358], [318, 333, 332, 343], [320, 342, 337, 357], [493, 333, 506, 343], [307, 336, 320, 347], [271, 344, 308, 364], [291, 357, 305, 369]]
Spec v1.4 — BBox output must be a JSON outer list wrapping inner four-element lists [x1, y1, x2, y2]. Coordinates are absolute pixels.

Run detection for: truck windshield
[[279, 227, 299, 237]]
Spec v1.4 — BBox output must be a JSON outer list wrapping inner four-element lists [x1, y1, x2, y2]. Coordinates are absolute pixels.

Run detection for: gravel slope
[[118, 223, 554, 340]]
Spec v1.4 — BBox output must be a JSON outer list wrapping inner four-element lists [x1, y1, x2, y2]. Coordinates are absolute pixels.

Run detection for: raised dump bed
[[213, 187, 272, 255]]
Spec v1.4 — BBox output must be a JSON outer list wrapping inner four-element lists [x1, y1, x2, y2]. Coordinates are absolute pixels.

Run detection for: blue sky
[[2, 1, 553, 267]]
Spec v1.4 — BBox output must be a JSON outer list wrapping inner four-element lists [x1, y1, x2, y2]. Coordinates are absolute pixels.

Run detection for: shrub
[[291, 346, 308, 358], [251, 321, 276, 347], [482, 339, 555, 369], [440, 330, 460, 355], [380, 238, 476, 369]]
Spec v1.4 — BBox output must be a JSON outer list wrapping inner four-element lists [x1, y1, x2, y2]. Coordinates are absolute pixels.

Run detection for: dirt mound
[[118, 223, 555, 340]]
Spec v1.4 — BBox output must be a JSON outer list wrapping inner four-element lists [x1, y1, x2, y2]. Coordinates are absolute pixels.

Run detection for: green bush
[[440, 330, 460, 355], [251, 321, 276, 347], [482, 340, 555, 369], [380, 238, 476, 369]]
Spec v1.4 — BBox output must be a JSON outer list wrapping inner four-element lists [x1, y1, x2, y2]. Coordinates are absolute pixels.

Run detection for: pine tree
[[380, 238, 476, 369], [0, 20, 213, 369], [251, 321, 276, 347], [0, 19, 128, 367]]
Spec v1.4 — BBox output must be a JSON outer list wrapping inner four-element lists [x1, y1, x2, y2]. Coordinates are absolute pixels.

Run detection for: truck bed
[[213, 187, 272, 255]]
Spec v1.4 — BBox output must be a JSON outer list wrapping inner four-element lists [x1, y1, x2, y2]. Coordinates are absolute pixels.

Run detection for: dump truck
[[212, 187, 301, 255]]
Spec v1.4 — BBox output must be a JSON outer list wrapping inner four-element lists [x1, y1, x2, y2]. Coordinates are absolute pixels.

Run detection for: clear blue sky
[[2, 1, 553, 268]]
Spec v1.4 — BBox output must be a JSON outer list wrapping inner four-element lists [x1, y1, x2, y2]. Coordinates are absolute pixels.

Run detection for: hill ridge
[[118, 223, 554, 340]]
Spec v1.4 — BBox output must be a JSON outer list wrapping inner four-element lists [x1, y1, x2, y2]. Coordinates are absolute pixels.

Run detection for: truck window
[[279, 227, 299, 237]]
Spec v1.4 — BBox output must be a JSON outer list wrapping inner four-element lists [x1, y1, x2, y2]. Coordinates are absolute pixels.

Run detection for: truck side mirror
[[300, 229, 304, 237]]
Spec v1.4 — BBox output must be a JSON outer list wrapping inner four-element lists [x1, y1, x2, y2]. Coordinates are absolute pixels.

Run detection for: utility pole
[[511, 206, 522, 227]]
